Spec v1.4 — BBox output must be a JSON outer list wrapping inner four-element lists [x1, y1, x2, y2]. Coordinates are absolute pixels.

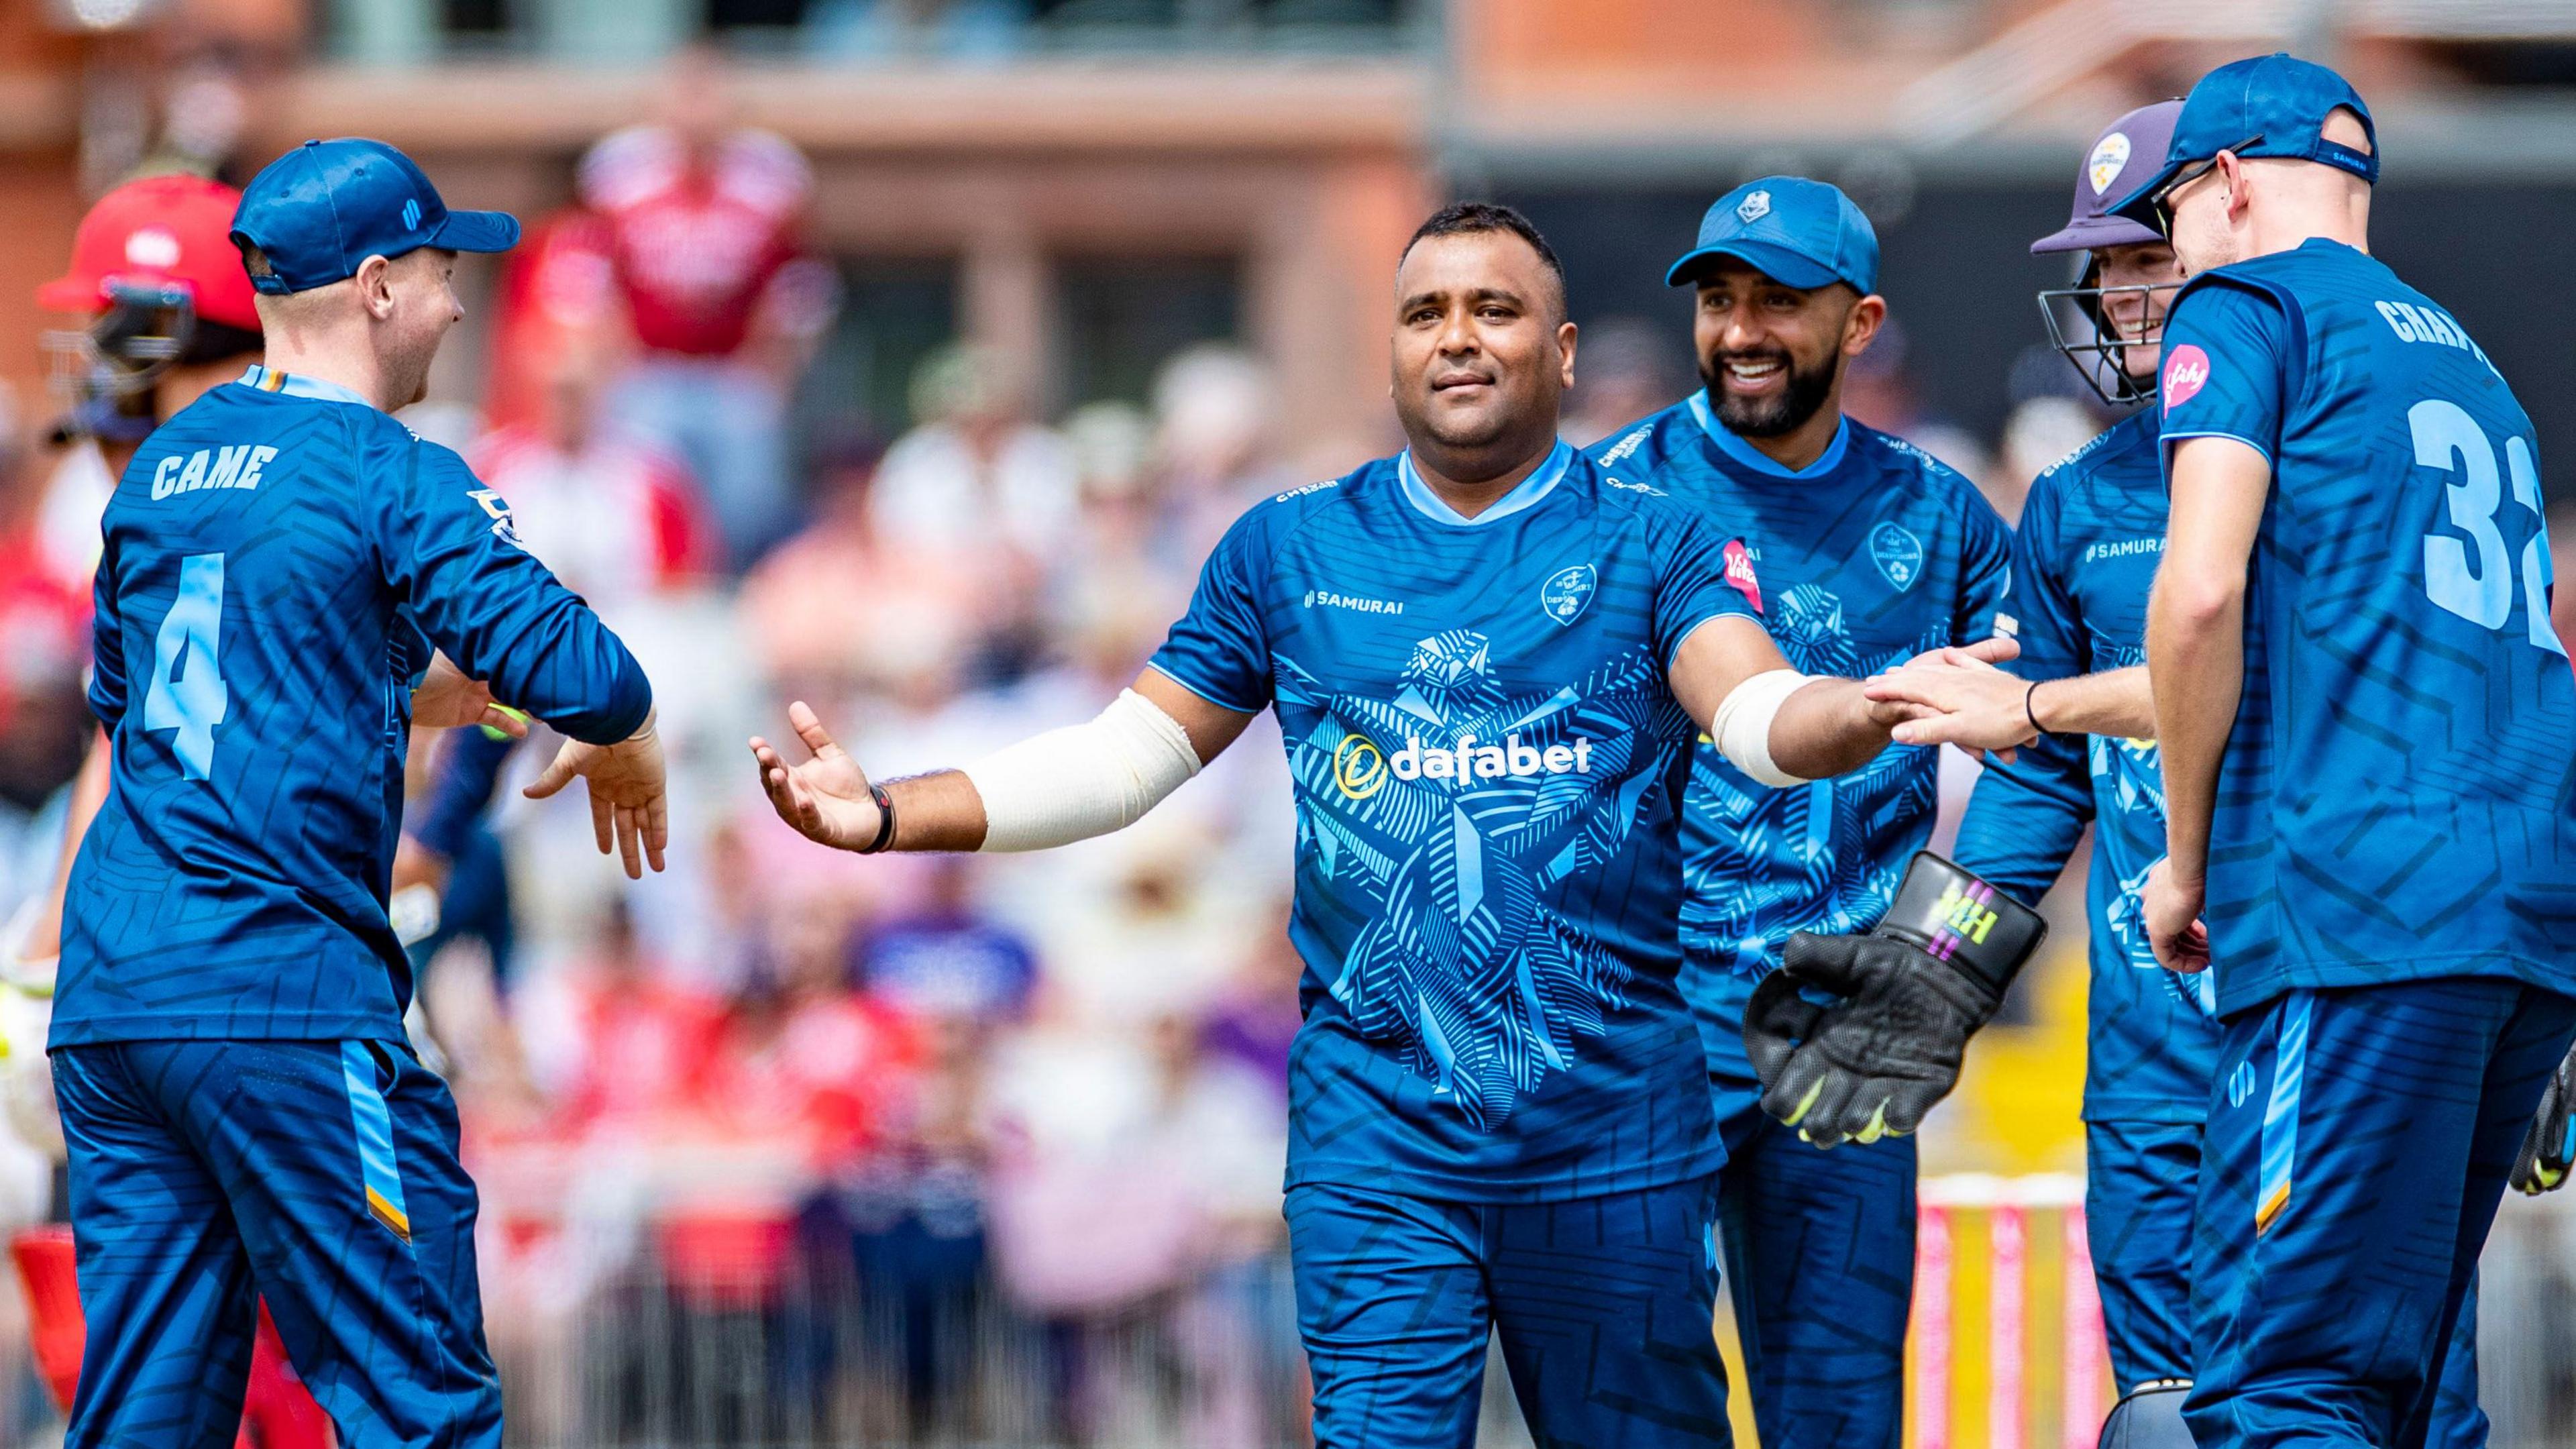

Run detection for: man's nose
[[1436, 311, 1481, 354]]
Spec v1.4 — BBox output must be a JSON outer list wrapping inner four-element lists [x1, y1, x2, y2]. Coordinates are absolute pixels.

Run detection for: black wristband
[[859, 781, 898, 854], [2024, 679, 2048, 737]]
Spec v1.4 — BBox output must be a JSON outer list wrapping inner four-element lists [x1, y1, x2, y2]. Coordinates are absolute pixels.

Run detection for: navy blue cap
[[2107, 54, 2378, 224], [1666, 176, 1878, 294], [2033, 101, 2182, 255], [230, 138, 520, 296]]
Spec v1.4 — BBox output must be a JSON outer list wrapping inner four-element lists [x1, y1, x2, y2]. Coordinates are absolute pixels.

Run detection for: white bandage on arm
[[962, 688, 1204, 852], [1712, 668, 1821, 789]]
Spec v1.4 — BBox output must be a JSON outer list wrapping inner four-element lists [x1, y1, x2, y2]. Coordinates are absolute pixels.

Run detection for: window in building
[[791, 258, 962, 453], [1053, 256, 1242, 413]]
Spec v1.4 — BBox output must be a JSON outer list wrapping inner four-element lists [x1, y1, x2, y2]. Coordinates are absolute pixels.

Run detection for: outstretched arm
[[1865, 657, 2155, 760], [1666, 615, 2019, 783], [749, 667, 1256, 854]]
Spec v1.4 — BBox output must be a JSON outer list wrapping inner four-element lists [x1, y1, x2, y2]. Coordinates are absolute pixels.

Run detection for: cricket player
[[1835, 99, 2485, 1446], [52, 138, 669, 1448], [2112, 56, 2576, 1449], [750, 202, 2011, 1448], [1581, 176, 2010, 1449]]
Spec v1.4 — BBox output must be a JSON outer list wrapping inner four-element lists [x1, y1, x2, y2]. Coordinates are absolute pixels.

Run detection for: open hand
[[749, 702, 884, 852], [524, 710, 669, 879], [411, 653, 531, 738], [2141, 859, 2211, 973]]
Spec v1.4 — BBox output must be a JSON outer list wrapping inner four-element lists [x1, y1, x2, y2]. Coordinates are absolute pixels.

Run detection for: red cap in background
[[37, 174, 262, 334]]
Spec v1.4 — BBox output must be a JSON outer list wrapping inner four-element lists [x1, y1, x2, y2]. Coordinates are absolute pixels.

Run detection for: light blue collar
[[1688, 390, 1849, 478], [1397, 441, 1573, 528], [238, 365, 376, 411]]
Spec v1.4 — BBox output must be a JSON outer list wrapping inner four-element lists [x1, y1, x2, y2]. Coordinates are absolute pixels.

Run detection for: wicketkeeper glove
[[1742, 851, 2047, 1148], [2511, 1038, 2576, 1195]]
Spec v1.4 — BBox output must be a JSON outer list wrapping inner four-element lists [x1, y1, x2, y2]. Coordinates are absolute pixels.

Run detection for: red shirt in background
[[576, 123, 822, 360]]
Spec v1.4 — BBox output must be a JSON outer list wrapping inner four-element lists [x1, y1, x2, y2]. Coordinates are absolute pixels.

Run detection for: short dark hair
[[235, 240, 276, 283], [1401, 203, 1567, 310]]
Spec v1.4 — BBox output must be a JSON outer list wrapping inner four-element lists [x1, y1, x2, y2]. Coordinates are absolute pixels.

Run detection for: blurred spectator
[[861, 857, 1038, 1026], [581, 47, 839, 569], [871, 343, 1079, 563], [1560, 316, 1689, 447], [470, 336, 716, 606], [1149, 344, 1293, 562], [737, 434, 987, 699], [1995, 394, 2108, 525], [521, 901, 722, 1135], [706, 887, 921, 1175], [1195, 901, 1302, 1105]]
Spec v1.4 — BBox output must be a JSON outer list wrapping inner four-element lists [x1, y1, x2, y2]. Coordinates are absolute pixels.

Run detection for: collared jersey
[[1589, 397, 2011, 1112], [1951, 409, 2222, 1123], [2157, 239, 2576, 1014], [58, 367, 651, 1047], [1149, 443, 1753, 1202]]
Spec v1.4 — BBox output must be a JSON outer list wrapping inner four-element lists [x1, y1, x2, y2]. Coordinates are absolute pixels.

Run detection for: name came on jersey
[[151, 445, 278, 500]]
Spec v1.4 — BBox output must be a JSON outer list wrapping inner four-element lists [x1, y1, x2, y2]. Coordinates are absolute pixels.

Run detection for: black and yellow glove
[[1743, 851, 2047, 1148], [2511, 1039, 2576, 1195]]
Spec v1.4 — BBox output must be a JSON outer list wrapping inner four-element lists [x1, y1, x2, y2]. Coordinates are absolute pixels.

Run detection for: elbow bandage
[[1713, 669, 1820, 789], [963, 688, 1204, 852]]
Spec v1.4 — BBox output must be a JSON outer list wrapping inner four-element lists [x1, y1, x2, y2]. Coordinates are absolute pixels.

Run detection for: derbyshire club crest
[[1540, 564, 1597, 626], [1737, 189, 1772, 223], [2088, 131, 2133, 196], [1870, 521, 1924, 592]]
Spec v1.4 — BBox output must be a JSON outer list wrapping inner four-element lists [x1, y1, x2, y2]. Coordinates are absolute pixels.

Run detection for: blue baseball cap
[[229, 138, 520, 296], [1666, 176, 1878, 294], [2107, 54, 2377, 225]]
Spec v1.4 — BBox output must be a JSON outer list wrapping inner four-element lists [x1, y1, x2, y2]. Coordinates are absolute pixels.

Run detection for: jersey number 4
[[144, 552, 229, 780], [2415, 399, 2567, 657]]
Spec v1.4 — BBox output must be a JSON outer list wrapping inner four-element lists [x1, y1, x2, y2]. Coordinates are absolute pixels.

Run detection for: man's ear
[[1556, 319, 1579, 392], [354, 254, 396, 321], [1842, 292, 1888, 358], [2216, 152, 2251, 223]]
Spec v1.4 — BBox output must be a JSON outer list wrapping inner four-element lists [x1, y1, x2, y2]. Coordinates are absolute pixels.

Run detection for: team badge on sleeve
[[1540, 564, 1597, 625], [2162, 344, 2210, 411]]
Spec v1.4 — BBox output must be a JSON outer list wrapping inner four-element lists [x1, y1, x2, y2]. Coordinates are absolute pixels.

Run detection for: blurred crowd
[[13, 44, 2576, 1449]]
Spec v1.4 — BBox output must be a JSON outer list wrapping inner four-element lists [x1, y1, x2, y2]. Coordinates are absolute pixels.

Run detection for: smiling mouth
[[1718, 356, 1786, 389]]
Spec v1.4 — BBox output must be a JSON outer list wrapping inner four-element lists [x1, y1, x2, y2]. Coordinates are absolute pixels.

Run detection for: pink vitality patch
[[2163, 343, 2210, 411], [1723, 539, 1764, 614]]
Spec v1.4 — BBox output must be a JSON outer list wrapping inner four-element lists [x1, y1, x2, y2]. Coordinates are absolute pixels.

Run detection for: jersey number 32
[[2415, 399, 2567, 657], [144, 552, 229, 781]]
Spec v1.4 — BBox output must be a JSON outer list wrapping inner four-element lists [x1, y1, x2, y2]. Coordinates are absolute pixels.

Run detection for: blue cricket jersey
[[1951, 409, 2222, 1124], [2156, 239, 2576, 1014], [1149, 442, 1752, 1201], [1589, 396, 2011, 1118], [58, 366, 651, 1046]]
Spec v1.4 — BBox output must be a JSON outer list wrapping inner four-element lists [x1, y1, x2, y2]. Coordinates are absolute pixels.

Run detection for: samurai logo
[[1539, 564, 1597, 626], [1737, 190, 1772, 223], [1870, 521, 1924, 591], [401, 198, 422, 231]]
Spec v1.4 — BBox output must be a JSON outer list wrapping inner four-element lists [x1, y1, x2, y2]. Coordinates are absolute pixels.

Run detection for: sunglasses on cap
[[2151, 136, 2265, 235]]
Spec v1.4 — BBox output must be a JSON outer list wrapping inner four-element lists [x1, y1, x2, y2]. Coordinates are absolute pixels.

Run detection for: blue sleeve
[[1949, 481, 2094, 908], [409, 727, 517, 861], [2157, 279, 2292, 468], [1147, 504, 1279, 714], [1649, 500, 1760, 668], [372, 435, 652, 745], [87, 542, 127, 731], [1952, 491, 2015, 647]]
